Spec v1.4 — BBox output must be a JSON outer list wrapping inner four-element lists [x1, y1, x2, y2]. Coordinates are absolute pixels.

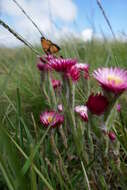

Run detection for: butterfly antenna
[[0, 19, 41, 55], [11, 0, 44, 37]]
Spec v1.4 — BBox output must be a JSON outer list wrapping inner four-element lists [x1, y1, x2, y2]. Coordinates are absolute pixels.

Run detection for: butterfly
[[41, 37, 60, 55]]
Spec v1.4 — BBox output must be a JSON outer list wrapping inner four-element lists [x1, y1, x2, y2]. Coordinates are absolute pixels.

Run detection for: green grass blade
[[3, 128, 54, 190], [16, 88, 23, 148], [81, 161, 91, 190], [0, 155, 15, 190]]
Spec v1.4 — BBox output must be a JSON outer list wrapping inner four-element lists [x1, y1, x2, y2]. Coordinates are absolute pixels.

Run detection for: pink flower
[[37, 62, 50, 71], [57, 104, 63, 112], [74, 105, 88, 121], [84, 71, 89, 79], [77, 63, 89, 79], [49, 58, 77, 73], [69, 66, 80, 81], [93, 67, 127, 94], [75, 63, 89, 73], [37, 55, 54, 71], [69, 63, 90, 81], [40, 111, 64, 128], [108, 131, 116, 141], [86, 93, 109, 115], [116, 104, 121, 112], [51, 79, 61, 90], [39, 54, 55, 62]]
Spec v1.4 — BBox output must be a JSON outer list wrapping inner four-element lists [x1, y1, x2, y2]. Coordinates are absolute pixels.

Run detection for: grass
[[0, 38, 127, 190]]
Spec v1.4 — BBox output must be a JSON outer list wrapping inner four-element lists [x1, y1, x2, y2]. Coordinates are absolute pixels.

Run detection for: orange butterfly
[[41, 37, 60, 55]]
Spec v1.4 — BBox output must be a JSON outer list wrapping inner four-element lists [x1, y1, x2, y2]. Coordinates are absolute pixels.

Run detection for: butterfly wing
[[41, 37, 60, 54], [41, 37, 52, 54], [49, 43, 60, 54]]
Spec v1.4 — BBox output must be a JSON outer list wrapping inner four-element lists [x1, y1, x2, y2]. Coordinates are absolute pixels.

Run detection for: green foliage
[[0, 39, 127, 189]]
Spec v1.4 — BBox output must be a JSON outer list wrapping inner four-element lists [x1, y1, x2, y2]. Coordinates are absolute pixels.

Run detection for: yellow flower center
[[47, 116, 53, 123], [107, 75, 122, 85]]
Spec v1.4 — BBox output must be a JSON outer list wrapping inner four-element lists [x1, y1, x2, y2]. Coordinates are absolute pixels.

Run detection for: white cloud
[[115, 32, 127, 42], [81, 28, 93, 41], [0, 0, 77, 47], [0, 26, 23, 47], [50, 0, 77, 21]]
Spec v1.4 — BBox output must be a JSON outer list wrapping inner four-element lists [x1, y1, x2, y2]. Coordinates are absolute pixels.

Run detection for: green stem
[[62, 75, 70, 105], [72, 83, 75, 110], [103, 93, 121, 156], [87, 114, 94, 156]]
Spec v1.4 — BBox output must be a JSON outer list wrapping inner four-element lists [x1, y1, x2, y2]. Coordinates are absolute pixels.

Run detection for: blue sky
[[46, 0, 127, 35], [74, 0, 127, 35], [0, 0, 127, 46]]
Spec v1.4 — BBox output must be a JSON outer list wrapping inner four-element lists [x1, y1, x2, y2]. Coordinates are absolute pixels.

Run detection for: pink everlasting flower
[[84, 72, 89, 79], [69, 63, 90, 81], [37, 55, 54, 71], [49, 58, 77, 73], [74, 105, 88, 121], [39, 54, 55, 63], [37, 62, 50, 71], [116, 104, 121, 112], [93, 67, 127, 94], [40, 111, 64, 128], [57, 104, 63, 112], [77, 63, 89, 79], [69, 66, 80, 81], [51, 79, 61, 90], [108, 131, 116, 141], [75, 63, 89, 71], [86, 93, 109, 115]]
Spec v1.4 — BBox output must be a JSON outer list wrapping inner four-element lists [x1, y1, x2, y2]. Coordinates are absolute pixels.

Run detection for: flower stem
[[72, 83, 75, 110]]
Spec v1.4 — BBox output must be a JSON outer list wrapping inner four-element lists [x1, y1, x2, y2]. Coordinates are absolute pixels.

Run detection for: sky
[[0, 0, 127, 47]]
